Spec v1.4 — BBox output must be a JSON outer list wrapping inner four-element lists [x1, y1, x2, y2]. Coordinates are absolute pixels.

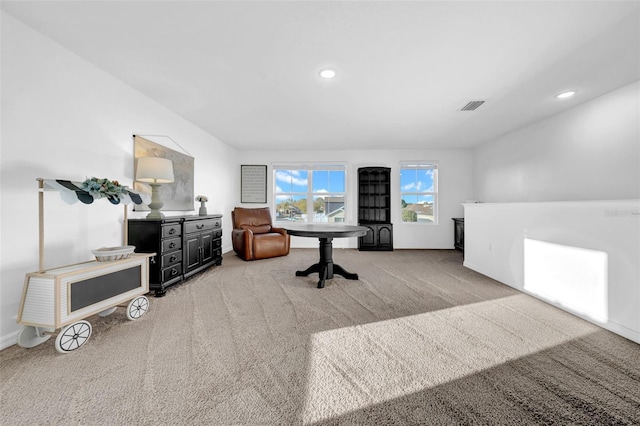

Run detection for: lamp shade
[[136, 157, 174, 183]]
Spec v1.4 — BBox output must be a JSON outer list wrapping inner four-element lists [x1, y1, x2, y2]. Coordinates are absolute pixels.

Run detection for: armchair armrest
[[270, 226, 287, 236], [270, 227, 291, 252], [232, 228, 255, 260]]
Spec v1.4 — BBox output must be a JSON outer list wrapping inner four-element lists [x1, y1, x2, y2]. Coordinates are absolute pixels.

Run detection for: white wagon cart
[[16, 178, 153, 353], [18, 254, 153, 352]]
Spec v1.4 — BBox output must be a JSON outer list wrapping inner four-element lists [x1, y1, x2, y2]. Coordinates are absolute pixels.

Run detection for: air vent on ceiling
[[460, 100, 486, 111]]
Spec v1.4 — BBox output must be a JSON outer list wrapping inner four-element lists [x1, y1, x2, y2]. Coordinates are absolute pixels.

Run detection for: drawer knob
[[170, 255, 177, 262], [169, 242, 176, 249], [196, 224, 205, 229], [171, 268, 178, 276], [169, 228, 176, 235]]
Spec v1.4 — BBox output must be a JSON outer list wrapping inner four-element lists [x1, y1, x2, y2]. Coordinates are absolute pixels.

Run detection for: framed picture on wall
[[134, 135, 194, 211], [241, 165, 267, 203]]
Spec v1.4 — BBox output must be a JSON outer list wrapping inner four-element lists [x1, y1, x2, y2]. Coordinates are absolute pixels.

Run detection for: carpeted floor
[[1, 249, 639, 425]]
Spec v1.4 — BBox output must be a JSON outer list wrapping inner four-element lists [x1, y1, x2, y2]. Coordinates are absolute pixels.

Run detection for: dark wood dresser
[[452, 217, 464, 252], [128, 215, 222, 296]]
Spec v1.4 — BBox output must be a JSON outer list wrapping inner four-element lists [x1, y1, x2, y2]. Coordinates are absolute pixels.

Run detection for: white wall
[[237, 148, 473, 249], [473, 81, 640, 202], [467, 81, 640, 343], [464, 201, 639, 343], [0, 13, 239, 348]]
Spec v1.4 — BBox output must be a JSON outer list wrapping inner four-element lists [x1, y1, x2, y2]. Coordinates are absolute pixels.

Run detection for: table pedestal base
[[295, 237, 359, 288]]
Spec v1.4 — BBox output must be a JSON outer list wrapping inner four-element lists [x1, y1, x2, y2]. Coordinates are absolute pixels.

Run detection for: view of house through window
[[400, 163, 438, 223], [274, 165, 346, 223]]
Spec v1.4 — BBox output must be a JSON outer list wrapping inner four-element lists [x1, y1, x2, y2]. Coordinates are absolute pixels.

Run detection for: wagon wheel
[[55, 320, 92, 354], [126, 296, 149, 320], [17, 326, 53, 348]]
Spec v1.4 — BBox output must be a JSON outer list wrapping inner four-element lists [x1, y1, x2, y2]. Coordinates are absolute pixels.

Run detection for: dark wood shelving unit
[[358, 167, 393, 251]]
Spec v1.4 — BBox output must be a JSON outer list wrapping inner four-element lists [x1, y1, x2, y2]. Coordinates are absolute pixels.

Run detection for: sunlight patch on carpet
[[302, 293, 598, 424]]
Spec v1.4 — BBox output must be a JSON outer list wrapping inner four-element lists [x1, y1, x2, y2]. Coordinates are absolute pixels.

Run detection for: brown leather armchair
[[231, 207, 290, 261]]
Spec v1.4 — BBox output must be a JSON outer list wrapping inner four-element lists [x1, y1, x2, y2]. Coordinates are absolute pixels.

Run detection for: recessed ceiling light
[[319, 69, 337, 79], [556, 90, 577, 99]]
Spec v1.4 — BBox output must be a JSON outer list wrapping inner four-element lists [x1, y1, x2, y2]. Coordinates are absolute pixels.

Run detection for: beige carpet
[[1, 249, 639, 425]]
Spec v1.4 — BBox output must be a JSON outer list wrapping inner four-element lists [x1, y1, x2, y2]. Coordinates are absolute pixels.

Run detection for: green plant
[[81, 177, 129, 200], [402, 209, 417, 222]]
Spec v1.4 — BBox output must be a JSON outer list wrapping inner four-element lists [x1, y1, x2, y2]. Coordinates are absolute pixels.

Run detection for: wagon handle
[[38, 178, 45, 273]]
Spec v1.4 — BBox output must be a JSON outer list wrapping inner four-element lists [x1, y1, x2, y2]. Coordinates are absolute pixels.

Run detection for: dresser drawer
[[162, 264, 182, 282], [184, 219, 217, 234], [162, 237, 182, 253], [162, 224, 181, 238], [162, 251, 181, 267]]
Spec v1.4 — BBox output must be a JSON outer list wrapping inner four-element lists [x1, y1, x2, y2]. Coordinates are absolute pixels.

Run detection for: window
[[400, 163, 438, 223], [274, 164, 346, 223]]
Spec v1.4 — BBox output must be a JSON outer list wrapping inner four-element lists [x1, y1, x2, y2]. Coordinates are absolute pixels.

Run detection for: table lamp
[[135, 157, 174, 219]]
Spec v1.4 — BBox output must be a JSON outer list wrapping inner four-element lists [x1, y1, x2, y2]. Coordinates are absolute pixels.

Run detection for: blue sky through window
[[275, 170, 345, 194], [275, 170, 308, 193], [400, 168, 434, 194], [312, 170, 345, 193]]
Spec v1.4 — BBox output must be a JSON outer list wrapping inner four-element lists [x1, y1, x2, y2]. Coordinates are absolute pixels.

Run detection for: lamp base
[[146, 183, 165, 219], [146, 210, 165, 219]]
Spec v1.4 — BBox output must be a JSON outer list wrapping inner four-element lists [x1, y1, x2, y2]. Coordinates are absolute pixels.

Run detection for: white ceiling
[[2, 1, 639, 151]]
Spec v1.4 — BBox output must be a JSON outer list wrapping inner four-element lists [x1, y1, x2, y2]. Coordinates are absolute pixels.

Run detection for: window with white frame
[[400, 162, 438, 223], [273, 164, 346, 223]]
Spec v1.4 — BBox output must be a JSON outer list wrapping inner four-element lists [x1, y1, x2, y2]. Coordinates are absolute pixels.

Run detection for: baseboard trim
[[1, 330, 20, 351]]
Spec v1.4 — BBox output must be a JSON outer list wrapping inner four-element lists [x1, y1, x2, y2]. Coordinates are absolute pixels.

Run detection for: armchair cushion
[[240, 224, 272, 234], [233, 207, 272, 228]]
